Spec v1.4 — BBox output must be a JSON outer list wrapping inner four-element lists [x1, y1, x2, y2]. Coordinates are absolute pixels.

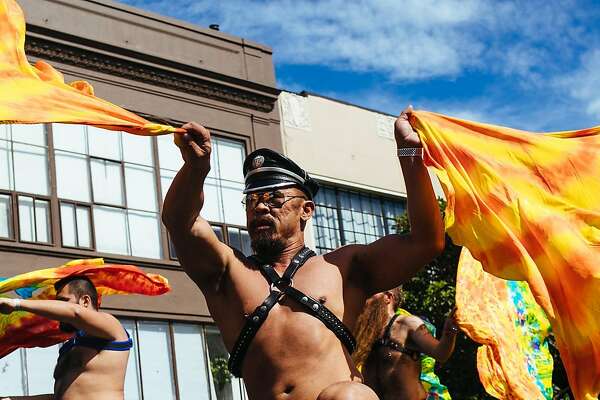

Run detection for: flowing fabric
[[397, 308, 452, 400], [412, 110, 600, 400], [0, 0, 183, 135], [0, 258, 170, 358], [456, 249, 553, 399]]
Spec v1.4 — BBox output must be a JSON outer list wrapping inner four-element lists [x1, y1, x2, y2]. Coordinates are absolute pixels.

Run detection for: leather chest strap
[[227, 247, 315, 377]]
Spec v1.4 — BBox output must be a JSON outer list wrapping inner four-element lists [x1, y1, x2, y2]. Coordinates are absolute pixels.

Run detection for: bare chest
[[210, 258, 346, 350]]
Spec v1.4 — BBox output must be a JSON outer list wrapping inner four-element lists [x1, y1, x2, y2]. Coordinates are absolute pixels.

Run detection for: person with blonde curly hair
[[353, 288, 458, 400]]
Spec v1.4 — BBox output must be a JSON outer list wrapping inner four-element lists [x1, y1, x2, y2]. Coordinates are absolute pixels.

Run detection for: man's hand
[[442, 307, 459, 335], [175, 122, 212, 168], [0, 298, 18, 314], [394, 105, 421, 148]]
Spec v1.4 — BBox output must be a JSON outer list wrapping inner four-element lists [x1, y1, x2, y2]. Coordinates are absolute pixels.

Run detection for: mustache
[[249, 217, 276, 231]]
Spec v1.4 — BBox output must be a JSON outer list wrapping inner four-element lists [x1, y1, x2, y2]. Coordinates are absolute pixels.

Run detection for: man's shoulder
[[323, 244, 364, 265]]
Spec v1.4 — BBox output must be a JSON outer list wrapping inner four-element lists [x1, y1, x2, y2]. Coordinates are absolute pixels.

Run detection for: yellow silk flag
[[411, 111, 600, 400], [456, 248, 553, 399], [0, 0, 183, 135]]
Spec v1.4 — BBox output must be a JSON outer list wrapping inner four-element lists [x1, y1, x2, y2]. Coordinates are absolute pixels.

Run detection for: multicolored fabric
[[456, 249, 553, 399], [396, 308, 451, 400], [0, 258, 170, 358], [411, 110, 600, 400], [0, 0, 183, 136]]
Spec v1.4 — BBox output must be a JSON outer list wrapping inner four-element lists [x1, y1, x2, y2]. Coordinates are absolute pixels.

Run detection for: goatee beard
[[251, 234, 286, 263]]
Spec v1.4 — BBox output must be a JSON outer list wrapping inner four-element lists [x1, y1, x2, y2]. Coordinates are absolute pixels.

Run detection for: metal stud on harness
[[227, 247, 356, 377]]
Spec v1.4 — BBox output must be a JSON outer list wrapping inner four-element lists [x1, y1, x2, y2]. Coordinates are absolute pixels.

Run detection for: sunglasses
[[242, 190, 307, 209]]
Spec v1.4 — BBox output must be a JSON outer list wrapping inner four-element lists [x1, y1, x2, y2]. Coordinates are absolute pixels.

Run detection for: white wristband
[[12, 298, 22, 311], [397, 147, 423, 158]]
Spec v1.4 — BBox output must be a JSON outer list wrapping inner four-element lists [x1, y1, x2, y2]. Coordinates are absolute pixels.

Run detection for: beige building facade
[[278, 91, 443, 253], [1, 0, 281, 398]]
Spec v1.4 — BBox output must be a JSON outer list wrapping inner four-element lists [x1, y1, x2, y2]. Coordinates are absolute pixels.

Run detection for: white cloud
[[123, 0, 590, 82], [556, 50, 600, 120]]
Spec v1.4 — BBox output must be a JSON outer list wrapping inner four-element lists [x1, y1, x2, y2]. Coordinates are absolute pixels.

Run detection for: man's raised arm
[[162, 122, 233, 288], [351, 106, 445, 294]]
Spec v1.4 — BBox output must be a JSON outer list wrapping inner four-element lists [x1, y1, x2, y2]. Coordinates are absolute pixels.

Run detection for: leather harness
[[228, 247, 356, 377], [374, 314, 421, 361]]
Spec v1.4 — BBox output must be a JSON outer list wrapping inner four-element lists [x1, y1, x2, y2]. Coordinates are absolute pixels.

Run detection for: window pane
[[160, 169, 176, 201], [137, 321, 176, 400], [11, 124, 46, 146], [90, 159, 124, 206], [240, 229, 251, 256], [128, 211, 161, 259], [228, 227, 241, 251], [173, 323, 211, 400], [221, 180, 245, 226], [0, 140, 13, 190], [52, 124, 87, 154], [26, 345, 60, 394], [34, 199, 51, 243], [13, 143, 49, 195], [125, 164, 157, 212], [202, 177, 223, 223], [55, 151, 91, 202], [61, 203, 77, 247], [216, 138, 244, 182], [88, 127, 122, 160], [0, 125, 9, 140], [205, 325, 235, 400], [121, 320, 142, 400], [227, 228, 252, 256], [76, 206, 92, 248], [0, 194, 12, 239], [212, 225, 224, 242], [93, 206, 129, 255], [0, 349, 25, 395], [157, 134, 183, 171], [18, 196, 35, 242], [123, 134, 153, 166]]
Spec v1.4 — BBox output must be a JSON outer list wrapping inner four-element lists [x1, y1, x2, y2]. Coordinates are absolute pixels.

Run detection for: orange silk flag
[[0, 258, 170, 358], [0, 0, 184, 135], [456, 248, 553, 399], [411, 111, 600, 400]]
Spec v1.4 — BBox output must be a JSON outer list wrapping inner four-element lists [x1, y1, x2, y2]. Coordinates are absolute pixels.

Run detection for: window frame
[[0, 122, 253, 267], [16, 193, 54, 246]]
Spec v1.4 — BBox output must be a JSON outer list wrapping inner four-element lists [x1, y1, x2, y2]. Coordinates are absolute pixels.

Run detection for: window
[[0, 193, 13, 239], [172, 323, 211, 400], [7, 125, 50, 196], [158, 134, 251, 259], [53, 124, 161, 258], [18, 196, 51, 244], [60, 203, 92, 248], [313, 186, 406, 254], [0, 125, 51, 244], [137, 321, 177, 400], [0, 122, 251, 261]]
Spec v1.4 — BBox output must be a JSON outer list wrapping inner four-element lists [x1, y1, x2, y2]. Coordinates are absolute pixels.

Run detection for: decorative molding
[[280, 92, 311, 131], [376, 114, 395, 140], [25, 37, 278, 113]]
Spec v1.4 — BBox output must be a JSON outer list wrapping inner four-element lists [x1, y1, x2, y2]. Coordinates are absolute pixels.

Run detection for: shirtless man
[[162, 106, 445, 400], [354, 288, 458, 400], [0, 276, 131, 400]]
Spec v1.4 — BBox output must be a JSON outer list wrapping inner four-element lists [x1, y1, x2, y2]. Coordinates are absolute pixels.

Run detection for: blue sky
[[120, 0, 600, 131]]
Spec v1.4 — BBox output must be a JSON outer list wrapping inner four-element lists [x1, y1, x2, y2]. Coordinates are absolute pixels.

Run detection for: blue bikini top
[[59, 329, 132, 359]]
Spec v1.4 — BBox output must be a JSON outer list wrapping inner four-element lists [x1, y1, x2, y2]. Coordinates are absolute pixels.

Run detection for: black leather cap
[[243, 148, 319, 199]]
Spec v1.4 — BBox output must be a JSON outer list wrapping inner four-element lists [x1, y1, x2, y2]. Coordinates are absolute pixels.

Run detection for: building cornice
[[25, 35, 280, 113]]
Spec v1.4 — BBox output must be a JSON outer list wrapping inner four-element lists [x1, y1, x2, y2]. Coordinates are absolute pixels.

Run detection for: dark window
[[313, 185, 406, 254]]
